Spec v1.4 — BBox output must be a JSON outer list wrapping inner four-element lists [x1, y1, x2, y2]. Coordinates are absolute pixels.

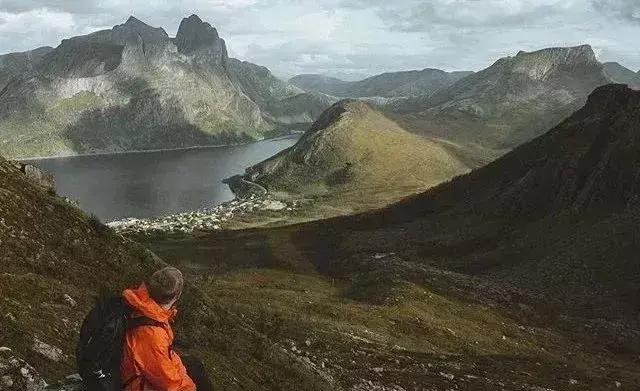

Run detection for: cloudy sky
[[0, 0, 638, 80]]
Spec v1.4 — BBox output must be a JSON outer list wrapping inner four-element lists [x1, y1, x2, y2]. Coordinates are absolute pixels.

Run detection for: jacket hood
[[123, 283, 177, 323]]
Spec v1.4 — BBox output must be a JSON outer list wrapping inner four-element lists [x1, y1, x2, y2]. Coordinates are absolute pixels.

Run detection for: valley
[[2, 6, 640, 391], [138, 85, 640, 389]]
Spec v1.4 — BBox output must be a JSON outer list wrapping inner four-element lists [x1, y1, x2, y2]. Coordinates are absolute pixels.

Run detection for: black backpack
[[76, 295, 162, 391]]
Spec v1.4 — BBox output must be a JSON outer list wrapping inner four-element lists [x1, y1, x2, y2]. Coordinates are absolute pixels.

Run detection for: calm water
[[29, 136, 298, 221]]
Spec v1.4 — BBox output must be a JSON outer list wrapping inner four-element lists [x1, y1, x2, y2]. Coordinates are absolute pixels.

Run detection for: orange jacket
[[121, 284, 196, 391]]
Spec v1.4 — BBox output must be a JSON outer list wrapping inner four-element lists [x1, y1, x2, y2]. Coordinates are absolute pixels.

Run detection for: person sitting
[[121, 266, 213, 391]]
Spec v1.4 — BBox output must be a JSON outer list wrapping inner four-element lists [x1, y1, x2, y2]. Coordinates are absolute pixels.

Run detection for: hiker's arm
[[134, 328, 196, 391]]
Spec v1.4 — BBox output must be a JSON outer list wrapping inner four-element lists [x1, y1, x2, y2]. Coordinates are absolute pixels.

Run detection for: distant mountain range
[[2, 17, 639, 162], [229, 45, 640, 219], [290, 69, 473, 98], [0, 15, 334, 158], [292, 45, 640, 165], [603, 61, 640, 89], [387, 45, 619, 153]]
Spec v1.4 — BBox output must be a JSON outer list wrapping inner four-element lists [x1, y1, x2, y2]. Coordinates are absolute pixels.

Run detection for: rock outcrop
[[0, 348, 49, 391], [174, 14, 228, 66], [11, 162, 55, 190]]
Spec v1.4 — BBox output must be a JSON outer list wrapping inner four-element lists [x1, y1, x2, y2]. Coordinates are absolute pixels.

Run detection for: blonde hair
[[148, 267, 184, 305]]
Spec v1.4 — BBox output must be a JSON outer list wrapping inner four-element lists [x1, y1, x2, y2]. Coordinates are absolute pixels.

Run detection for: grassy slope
[[242, 101, 470, 220], [144, 223, 640, 390], [141, 85, 640, 389], [0, 156, 340, 390]]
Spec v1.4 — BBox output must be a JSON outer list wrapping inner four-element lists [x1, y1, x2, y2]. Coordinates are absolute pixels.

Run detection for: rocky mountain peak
[[175, 15, 223, 53], [111, 15, 169, 46], [517, 44, 595, 58], [117, 15, 167, 36], [124, 15, 145, 26], [511, 44, 599, 80]]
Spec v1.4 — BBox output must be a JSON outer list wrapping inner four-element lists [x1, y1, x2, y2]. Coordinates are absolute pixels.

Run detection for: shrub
[[88, 213, 112, 235]]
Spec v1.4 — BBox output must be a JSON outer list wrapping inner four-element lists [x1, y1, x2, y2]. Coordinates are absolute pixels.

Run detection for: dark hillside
[[143, 86, 640, 390], [0, 156, 338, 390]]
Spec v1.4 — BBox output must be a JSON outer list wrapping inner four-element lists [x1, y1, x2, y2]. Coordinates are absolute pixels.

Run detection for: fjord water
[[30, 136, 299, 221]]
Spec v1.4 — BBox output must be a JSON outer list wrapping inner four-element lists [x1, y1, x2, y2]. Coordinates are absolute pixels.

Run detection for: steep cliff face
[[0, 15, 305, 158], [390, 45, 613, 153]]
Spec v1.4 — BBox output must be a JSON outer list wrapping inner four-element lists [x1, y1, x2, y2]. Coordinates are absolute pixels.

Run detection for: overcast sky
[[0, 0, 638, 80]]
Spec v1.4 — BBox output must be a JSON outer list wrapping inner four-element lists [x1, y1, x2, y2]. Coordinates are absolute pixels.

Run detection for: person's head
[[147, 266, 184, 308]]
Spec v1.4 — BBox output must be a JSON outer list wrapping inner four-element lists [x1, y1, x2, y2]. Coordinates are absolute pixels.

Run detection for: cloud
[[592, 0, 640, 21], [0, 9, 79, 52], [0, 0, 639, 78], [380, 0, 571, 31]]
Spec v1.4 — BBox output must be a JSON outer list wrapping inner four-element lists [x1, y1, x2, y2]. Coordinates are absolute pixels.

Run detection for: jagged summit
[[114, 15, 168, 38], [124, 15, 145, 26], [175, 13, 227, 64]]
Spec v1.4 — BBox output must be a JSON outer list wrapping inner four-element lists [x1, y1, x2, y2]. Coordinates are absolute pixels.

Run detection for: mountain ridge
[[387, 44, 614, 154], [0, 15, 332, 159], [290, 68, 473, 98], [603, 61, 640, 89], [309, 84, 640, 320]]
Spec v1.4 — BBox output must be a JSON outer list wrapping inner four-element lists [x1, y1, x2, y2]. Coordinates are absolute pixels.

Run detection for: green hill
[[234, 99, 470, 216]]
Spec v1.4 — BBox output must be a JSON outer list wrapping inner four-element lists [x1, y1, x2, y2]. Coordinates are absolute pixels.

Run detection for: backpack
[[76, 295, 163, 391]]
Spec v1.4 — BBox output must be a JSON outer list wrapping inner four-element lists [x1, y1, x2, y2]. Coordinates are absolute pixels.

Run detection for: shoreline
[[18, 133, 302, 162]]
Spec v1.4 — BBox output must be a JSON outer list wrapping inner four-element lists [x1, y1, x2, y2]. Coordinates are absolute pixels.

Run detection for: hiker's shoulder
[[128, 319, 170, 339]]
